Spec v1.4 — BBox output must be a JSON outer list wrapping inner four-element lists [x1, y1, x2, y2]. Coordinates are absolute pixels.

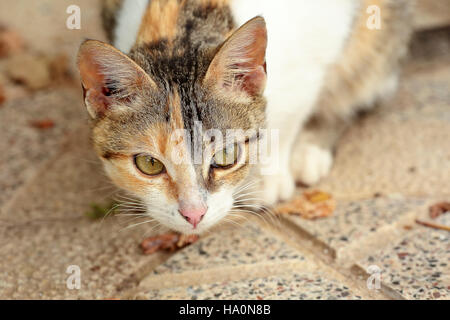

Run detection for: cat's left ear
[[77, 40, 157, 119], [204, 16, 267, 98]]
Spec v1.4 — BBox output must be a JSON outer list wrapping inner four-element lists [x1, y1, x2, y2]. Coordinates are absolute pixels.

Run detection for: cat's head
[[77, 17, 267, 234]]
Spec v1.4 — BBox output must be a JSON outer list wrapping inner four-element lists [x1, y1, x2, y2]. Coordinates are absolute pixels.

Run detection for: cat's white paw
[[261, 171, 296, 205], [292, 143, 333, 186]]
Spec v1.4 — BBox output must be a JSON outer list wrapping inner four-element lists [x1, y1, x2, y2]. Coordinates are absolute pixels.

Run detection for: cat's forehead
[[95, 84, 264, 158], [127, 43, 265, 134], [143, 84, 263, 139]]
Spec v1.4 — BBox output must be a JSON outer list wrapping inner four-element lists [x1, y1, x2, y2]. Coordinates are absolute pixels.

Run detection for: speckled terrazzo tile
[[284, 197, 427, 261], [0, 218, 166, 299], [137, 272, 363, 300], [152, 223, 306, 275], [0, 125, 169, 299], [0, 88, 87, 208], [0, 126, 112, 222], [357, 214, 450, 300], [0, 143, 165, 298]]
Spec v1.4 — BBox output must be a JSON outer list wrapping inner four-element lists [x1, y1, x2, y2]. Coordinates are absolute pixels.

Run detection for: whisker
[[233, 179, 261, 195], [99, 203, 123, 225], [233, 191, 264, 201], [232, 208, 269, 225], [227, 212, 252, 225], [142, 223, 164, 238], [120, 219, 157, 232]]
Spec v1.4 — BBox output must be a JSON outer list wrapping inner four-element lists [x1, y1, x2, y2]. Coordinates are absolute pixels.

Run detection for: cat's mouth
[[147, 210, 226, 235], [143, 190, 235, 235]]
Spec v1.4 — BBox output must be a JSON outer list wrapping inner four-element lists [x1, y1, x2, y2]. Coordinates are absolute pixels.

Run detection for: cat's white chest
[[231, 0, 358, 116]]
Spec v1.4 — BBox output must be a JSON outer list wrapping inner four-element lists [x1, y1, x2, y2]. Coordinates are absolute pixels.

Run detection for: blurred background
[[0, 0, 449, 300]]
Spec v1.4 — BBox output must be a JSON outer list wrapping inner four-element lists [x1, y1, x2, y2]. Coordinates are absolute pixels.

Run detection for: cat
[[77, 0, 413, 235]]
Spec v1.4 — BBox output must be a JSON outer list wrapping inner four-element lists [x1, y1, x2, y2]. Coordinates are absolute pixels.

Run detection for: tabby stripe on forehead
[[168, 89, 184, 130], [157, 89, 185, 157], [136, 0, 183, 47]]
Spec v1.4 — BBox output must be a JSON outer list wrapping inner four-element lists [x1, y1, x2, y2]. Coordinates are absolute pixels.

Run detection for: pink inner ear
[[78, 40, 159, 118], [204, 17, 268, 97], [241, 65, 267, 96], [83, 84, 111, 116], [78, 52, 113, 117]]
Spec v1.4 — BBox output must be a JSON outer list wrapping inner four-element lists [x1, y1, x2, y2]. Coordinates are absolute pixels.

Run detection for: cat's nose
[[178, 204, 207, 229]]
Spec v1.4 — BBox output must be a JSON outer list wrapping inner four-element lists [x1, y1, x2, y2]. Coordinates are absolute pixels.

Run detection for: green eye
[[212, 144, 239, 169], [135, 155, 165, 176]]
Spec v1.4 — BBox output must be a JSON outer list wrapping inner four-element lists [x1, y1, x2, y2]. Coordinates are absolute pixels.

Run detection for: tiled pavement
[[0, 0, 449, 300]]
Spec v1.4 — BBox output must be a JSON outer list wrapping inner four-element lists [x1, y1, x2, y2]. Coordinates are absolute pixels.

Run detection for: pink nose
[[178, 205, 207, 229]]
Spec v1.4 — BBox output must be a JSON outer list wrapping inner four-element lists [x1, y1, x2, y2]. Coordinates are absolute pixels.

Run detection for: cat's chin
[[162, 210, 232, 235], [142, 210, 229, 236], [172, 226, 210, 236], [156, 219, 221, 236]]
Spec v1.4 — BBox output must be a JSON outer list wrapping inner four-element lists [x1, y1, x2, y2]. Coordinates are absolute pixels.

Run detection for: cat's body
[[78, 0, 413, 234]]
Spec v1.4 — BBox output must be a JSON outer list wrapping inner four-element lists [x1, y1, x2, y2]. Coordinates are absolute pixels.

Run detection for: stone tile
[[0, 88, 87, 208], [134, 221, 371, 299], [357, 214, 450, 300], [284, 197, 427, 261], [137, 272, 363, 300], [0, 218, 167, 299], [319, 114, 450, 199], [0, 128, 108, 222], [0, 133, 165, 299], [152, 223, 306, 275]]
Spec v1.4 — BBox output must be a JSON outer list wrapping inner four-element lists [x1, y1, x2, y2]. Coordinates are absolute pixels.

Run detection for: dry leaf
[[429, 202, 450, 219], [276, 190, 335, 220], [29, 119, 55, 130], [177, 234, 199, 248], [141, 233, 199, 255], [304, 190, 332, 203]]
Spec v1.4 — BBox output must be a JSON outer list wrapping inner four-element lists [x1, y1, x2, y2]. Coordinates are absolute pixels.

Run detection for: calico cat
[[77, 0, 413, 234]]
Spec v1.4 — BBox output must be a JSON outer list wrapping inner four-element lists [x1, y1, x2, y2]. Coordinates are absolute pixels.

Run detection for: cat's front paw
[[292, 143, 333, 186], [261, 171, 296, 205]]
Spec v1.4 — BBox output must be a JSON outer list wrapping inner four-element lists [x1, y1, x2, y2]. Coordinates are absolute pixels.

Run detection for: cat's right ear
[[77, 40, 157, 119], [204, 16, 267, 99]]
